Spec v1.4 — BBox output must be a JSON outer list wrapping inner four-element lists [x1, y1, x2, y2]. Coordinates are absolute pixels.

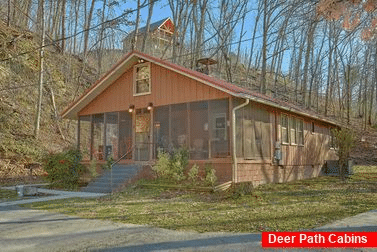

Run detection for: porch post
[[132, 109, 136, 161], [149, 108, 154, 160], [187, 103, 190, 157], [228, 97, 233, 158], [208, 101, 212, 159], [90, 115, 93, 160], [77, 117, 80, 150], [103, 113, 107, 159]]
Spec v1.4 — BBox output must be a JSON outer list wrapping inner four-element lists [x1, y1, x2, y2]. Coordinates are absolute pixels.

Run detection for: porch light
[[128, 105, 135, 113], [147, 102, 153, 111]]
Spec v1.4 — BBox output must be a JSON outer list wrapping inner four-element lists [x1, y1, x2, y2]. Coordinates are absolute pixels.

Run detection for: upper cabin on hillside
[[123, 17, 175, 58]]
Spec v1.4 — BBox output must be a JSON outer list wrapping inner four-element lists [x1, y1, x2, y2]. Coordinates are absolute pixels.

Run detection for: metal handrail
[[110, 145, 136, 194], [109, 142, 158, 193]]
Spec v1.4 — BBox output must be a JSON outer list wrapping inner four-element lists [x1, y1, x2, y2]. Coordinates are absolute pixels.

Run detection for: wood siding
[[236, 111, 338, 185], [79, 63, 229, 116]]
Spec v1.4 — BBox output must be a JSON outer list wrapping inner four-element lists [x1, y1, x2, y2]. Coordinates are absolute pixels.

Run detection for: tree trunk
[[141, 0, 155, 54], [132, 0, 141, 51], [260, 0, 268, 94], [83, 0, 95, 57], [34, 0, 45, 139], [302, 19, 317, 106]]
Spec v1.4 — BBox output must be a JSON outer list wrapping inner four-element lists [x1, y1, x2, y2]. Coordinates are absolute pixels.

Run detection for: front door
[[135, 108, 151, 161]]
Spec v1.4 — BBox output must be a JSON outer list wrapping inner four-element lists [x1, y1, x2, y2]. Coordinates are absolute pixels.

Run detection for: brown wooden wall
[[236, 111, 338, 185], [79, 63, 230, 116]]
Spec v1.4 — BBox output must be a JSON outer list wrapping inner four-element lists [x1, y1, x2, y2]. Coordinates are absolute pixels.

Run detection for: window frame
[[133, 62, 151, 96], [329, 128, 337, 149], [281, 114, 289, 145], [290, 117, 297, 145], [297, 118, 304, 146], [213, 113, 227, 141], [311, 122, 315, 134]]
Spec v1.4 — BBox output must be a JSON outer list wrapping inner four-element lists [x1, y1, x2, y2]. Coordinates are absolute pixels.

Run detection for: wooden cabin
[[123, 17, 175, 57], [62, 51, 339, 186]]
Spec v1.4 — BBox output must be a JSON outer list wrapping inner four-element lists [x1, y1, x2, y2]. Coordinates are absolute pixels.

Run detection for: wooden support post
[[77, 117, 80, 150], [90, 115, 93, 160], [228, 97, 233, 158], [187, 103, 190, 157], [149, 108, 154, 160], [103, 113, 107, 160]]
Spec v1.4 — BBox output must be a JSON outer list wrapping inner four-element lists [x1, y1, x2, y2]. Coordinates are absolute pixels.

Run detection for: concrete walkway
[[315, 210, 377, 232], [0, 186, 107, 207]]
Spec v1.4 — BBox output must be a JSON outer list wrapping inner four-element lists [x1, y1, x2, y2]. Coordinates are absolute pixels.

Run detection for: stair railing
[[110, 145, 136, 194], [109, 142, 158, 194]]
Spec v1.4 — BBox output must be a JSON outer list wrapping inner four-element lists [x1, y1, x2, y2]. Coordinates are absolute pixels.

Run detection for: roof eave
[[61, 52, 139, 119], [235, 93, 340, 127]]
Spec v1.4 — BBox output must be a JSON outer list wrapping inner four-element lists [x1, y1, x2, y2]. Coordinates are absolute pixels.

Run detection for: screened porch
[[77, 98, 231, 162]]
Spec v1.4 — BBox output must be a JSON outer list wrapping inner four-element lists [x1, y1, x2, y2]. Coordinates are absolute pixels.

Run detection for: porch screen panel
[[257, 107, 271, 159], [79, 115, 91, 160], [119, 111, 133, 159], [209, 99, 229, 157], [92, 114, 104, 160], [243, 105, 256, 159], [242, 105, 271, 159], [189, 101, 209, 160], [171, 103, 188, 149], [235, 106, 244, 158], [154, 106, 170, 153], [105, 112, 119, 159]]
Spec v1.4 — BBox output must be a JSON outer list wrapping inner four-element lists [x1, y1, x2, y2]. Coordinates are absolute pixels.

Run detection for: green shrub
[[43, 148, 84, 190], [170, 148, 188, 181], [103, 156, 114, 170], [89, 159, 98, 178], [152, 148, 189, 182], [152, 151, 171, 178], [188, 164, 199, 183], [204, 164, 217, 187]]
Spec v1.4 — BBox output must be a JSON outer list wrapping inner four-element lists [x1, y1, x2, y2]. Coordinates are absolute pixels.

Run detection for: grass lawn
[[0, 189, 18, 202], [25, 166, 377, 233]]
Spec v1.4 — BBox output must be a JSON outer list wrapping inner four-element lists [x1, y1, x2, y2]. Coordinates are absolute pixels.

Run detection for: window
[[290, 117, 297, 144], [281, 114, 289, 144], [214, 113, 226, 140], [281, 115, 304, 146], [171, 103, 188, 148], [297, 119, 304, 145], [242, 105, 270, 159], [190, 101, 209, 160], [105, 112, 119, 159], [311, 122, 315, 134], [210, 99, 229, 158], [92, 114, 104, 160], [154, 106, 170, 153], [79, 115, 91, 160], [134, 62, 151, 95], [329, 128, 337, 149]]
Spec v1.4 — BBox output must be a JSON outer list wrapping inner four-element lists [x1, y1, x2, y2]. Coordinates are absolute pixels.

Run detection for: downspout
[[232, 98, 250, 184]]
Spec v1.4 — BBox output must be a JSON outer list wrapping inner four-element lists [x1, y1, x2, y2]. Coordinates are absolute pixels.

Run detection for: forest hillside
[[0, 20, 96, 178]]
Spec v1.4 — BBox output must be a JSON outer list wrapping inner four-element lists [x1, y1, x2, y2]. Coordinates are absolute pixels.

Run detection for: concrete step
[[81, 164, 142, 193]]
